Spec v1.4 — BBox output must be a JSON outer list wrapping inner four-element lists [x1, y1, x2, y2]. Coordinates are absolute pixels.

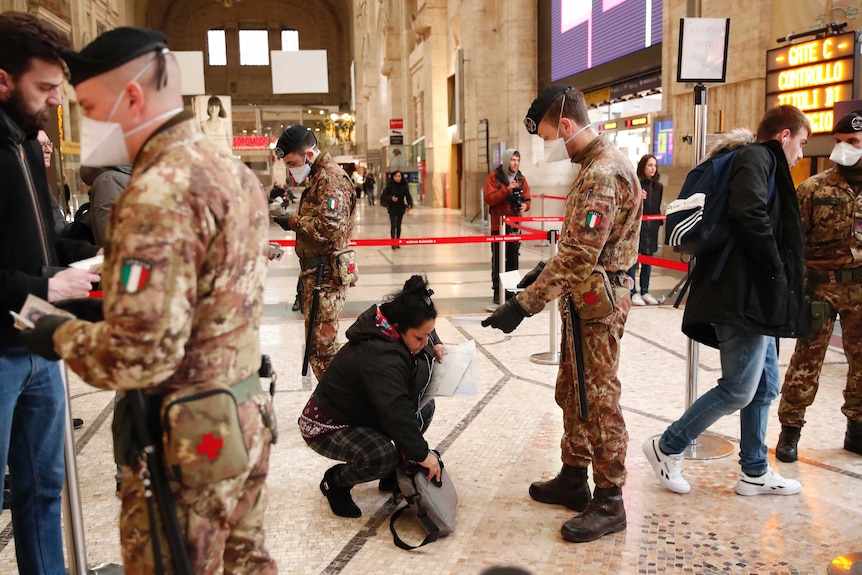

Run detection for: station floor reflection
[[3, 202, 858, 574]]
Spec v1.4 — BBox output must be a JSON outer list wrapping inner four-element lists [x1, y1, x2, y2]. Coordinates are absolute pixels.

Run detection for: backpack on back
[[664, 144, 776, 256]]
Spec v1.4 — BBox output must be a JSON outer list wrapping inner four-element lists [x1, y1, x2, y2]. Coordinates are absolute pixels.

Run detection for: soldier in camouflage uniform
[[776, 110, 862, 462], [274, 125, 356, 381], [20, 28, 277, 574], [482, 86, 641, 543]]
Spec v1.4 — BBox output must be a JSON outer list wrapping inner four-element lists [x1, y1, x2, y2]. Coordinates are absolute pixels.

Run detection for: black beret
[[524, 85, 568, 134], [275, 125, 317, 158], [62, 27, 167, 87], [832, 110, 862, 135]]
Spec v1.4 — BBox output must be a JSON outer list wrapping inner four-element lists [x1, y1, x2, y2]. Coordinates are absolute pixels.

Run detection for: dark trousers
[[491, 227, 520, 301], [389, 211, 405, 239], [626, 261, 652, 295]]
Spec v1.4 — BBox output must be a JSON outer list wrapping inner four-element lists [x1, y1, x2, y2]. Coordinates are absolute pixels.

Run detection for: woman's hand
[[418, 451, 441, 483], [432, 343, 445, 363]]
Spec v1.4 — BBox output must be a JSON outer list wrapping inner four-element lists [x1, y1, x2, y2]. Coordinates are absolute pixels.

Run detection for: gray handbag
[[389, 451, 458, 550]]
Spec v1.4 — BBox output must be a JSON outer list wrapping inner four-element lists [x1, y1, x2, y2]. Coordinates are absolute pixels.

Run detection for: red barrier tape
[[638, 254, 688, 272], [538, 194, 567, 201]]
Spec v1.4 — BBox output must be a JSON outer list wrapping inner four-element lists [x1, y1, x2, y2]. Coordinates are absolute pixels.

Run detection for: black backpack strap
[[389, 500, 441, 550]]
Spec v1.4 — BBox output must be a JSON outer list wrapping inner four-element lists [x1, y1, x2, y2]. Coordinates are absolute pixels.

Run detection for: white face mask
[[80, 53, 181, 167], [289, 162, 312, 184], [829, 141, 862, 167], [544, 122, 590, 163]]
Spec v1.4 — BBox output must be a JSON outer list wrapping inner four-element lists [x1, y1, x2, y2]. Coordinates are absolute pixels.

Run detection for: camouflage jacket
[[517, 135, 641, 315], [295, 153, 356, 261], [796, 167, 862, 270], [54, 116, 269, 394]]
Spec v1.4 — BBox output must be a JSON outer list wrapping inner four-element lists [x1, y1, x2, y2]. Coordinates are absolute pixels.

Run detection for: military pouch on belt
[[333, 249, 358, 286], [809, 300, 830, 333], [570, 268, 616, 320], [160, 382, 249, 488]]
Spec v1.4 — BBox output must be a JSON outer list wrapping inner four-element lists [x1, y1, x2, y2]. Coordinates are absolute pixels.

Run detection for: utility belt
[[300, 254, 331, 271], [113, 372, 278, 487], [300, 250, 358, 286], [806, 267, 862, 284]]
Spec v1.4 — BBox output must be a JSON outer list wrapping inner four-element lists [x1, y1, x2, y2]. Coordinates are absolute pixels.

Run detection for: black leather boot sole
[[776, 425, 800, 463]]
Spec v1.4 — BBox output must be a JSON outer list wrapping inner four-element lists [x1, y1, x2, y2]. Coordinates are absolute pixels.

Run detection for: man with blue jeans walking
[[644, 105, 810, 496], [0, 12, 100, 573]]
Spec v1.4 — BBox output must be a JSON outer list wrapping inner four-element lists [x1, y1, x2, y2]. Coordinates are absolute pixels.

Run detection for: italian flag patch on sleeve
[[585, 211, 602, 228], [121, 259, 152, 294], [327, 198, 339, 210]]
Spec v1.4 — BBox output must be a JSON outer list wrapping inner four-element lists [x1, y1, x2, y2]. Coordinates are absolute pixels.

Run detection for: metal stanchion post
[[683, 83, 733, 460], [60, 363, 123, 575], [538, 195, 549, 247], [531, 230, 559, 365]]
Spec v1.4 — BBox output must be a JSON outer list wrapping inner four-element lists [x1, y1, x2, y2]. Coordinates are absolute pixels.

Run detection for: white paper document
[[499, 270, 523, 293], [70, 254, 104, 274], [426, 340, 478, 398]]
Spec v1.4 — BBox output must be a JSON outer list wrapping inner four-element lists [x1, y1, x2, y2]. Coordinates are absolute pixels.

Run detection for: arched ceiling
[[124, 0, 354, 109]]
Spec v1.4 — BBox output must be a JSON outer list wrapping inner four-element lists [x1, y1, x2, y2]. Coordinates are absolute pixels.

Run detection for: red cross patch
[[196, 432, 224, 460]]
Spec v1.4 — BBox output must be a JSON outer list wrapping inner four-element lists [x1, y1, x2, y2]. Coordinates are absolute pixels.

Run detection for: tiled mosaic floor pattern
[[1, 204, 859, 574]]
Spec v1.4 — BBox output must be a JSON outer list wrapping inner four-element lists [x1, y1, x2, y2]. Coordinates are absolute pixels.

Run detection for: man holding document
[[0, 12, 100, 573]]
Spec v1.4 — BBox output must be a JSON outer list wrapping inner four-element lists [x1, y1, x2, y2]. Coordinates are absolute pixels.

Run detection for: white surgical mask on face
[[829, 141, 862, 167], [80, 52, 181, 167], [289, 162, 312, 183], [544, 122, 590, 163]]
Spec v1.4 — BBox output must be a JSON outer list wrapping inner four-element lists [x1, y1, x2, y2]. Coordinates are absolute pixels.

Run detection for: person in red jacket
[[483, 149, 531, 302]]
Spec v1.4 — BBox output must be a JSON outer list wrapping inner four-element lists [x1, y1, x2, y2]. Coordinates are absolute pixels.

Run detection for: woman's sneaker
[[735, 467, 802, 496], [642, 293, 659, 305], [632, 293, 646, 306]]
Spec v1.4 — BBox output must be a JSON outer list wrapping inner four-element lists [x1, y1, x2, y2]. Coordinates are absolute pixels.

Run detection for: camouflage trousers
[[118, 395, 277, 575], [300, 269, 347, 381], [555, 284, 632, 488], [779, 281, 862, 427]]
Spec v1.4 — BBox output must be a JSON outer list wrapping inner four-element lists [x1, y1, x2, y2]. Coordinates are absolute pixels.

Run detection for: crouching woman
[[299, 275, 444, 517]]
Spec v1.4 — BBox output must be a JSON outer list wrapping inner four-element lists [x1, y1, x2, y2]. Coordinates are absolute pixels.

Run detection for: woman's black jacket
[[313, 305, 436, 461]]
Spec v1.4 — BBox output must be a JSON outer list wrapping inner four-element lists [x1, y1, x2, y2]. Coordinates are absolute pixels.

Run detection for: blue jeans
[[627, 261, 651, 294], [0, 351, 67, 574], [660, 326, 779, 476]]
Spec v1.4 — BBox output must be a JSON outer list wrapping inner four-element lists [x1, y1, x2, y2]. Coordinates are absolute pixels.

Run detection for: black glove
[[53, 298, 104, 322], [517, 261, 546, 289], [274, 214, 293, 231], [19, 315, 71, 361], [481, 297, 529, 333]]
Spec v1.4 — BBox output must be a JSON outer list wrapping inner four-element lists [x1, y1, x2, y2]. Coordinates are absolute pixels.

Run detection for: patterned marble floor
[[2, 202, 859, 574]]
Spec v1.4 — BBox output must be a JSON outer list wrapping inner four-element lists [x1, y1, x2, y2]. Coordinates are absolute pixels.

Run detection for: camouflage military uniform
[[517, 136, 641, 488], [779, 167, 862, 428], [294, 152, 356, 381], [53, 115, 277, 574]]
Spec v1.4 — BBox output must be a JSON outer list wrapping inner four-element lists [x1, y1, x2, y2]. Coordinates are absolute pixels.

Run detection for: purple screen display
[[551, 0, 663, 82]]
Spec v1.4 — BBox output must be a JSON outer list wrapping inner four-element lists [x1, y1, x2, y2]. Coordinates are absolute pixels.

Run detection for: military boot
[[844, 420, 862, 456], [560, 486, 626, 543], [776, 425, 801, 462], [528, 464, 591, 512]]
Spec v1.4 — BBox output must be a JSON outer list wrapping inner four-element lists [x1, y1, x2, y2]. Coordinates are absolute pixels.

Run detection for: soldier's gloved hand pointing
[[19, 315, 71, 361], [481, 297, 529, 333], [274, 214, 294, 231]]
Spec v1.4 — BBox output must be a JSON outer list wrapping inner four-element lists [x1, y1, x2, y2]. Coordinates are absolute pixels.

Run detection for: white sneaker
[[735, 467, 802, 496], [631, 293, 646, 306], [643, 436, 691, 494], [642, 293, 659, 305]]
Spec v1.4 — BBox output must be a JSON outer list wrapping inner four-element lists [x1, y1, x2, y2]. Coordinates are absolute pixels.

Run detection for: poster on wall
[[194, 95, 233, 154]]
